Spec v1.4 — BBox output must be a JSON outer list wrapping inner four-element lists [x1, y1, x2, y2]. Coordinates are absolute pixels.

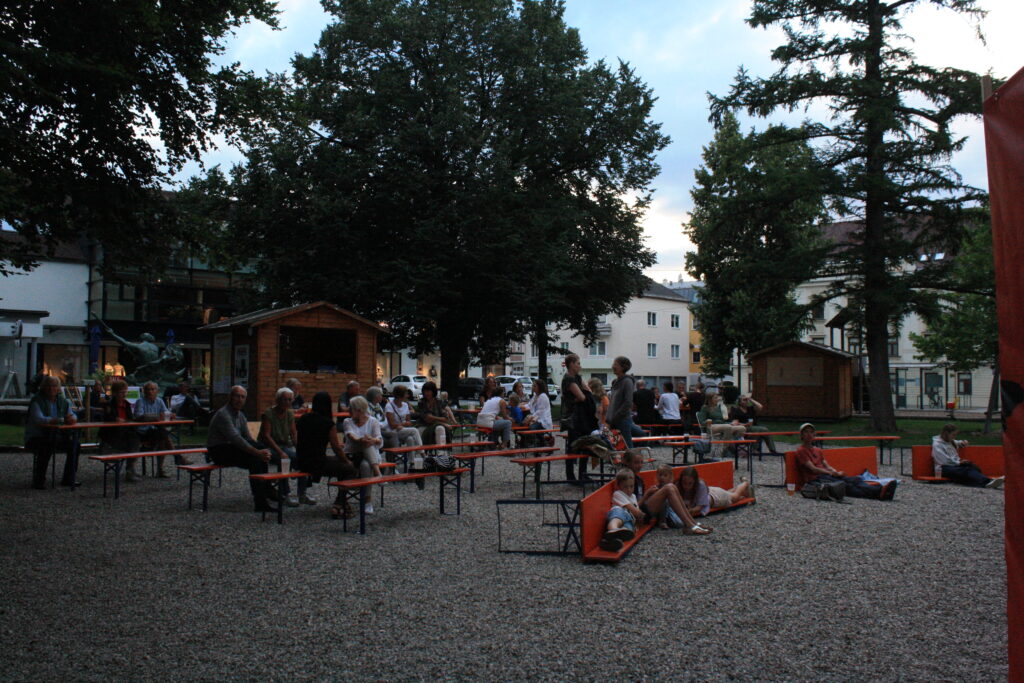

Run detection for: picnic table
[[39, 419, 193, 490]]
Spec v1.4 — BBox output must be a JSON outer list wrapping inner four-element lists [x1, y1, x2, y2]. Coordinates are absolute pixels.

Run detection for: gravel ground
[[0, 441, 1007, 682]]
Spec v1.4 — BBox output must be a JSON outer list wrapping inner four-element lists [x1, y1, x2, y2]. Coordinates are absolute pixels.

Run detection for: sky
[[189, 0, 1024, 283]]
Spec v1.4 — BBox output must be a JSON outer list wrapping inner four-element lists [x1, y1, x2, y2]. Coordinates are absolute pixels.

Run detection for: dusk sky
[[188, 0, 1024, 282]]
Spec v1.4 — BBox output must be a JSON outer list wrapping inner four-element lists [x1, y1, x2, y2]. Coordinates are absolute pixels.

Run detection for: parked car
[[457, 377, 486, 400], [494, 375, 518, 395], [384, 374, 429, 399], [513, 376, 560, 401]]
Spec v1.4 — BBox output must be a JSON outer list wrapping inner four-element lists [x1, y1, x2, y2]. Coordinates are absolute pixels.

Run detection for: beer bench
[[89, 447, 208, 499], [329, 467, 469, 534]]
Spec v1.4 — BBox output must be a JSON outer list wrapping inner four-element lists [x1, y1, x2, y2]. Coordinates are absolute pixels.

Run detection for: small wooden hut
[[747, 341, 854, 420]]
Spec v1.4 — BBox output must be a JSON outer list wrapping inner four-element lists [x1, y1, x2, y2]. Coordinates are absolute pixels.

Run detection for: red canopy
[[984, 65, 1024, 683]]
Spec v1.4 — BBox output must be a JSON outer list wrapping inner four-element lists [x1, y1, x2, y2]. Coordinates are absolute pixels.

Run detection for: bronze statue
[[91, 314, 185, 388]]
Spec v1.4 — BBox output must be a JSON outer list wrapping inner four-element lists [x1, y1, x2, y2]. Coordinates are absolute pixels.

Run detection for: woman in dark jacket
[[295, 392, 358, 518]]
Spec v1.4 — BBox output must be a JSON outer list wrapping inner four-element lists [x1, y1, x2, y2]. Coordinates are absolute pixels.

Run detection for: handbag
[[424, 452, 456, 472], [800, 478, 846, 502]]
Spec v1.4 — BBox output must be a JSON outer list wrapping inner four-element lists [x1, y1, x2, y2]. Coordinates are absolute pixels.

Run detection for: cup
[[413, 456, 424, 470], [280, 458, 291, 474], [786, 483, 796, 496], [163, 410, 172, 422]]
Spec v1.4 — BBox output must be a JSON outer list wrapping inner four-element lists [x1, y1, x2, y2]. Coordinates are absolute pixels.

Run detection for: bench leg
[[186, 472, 195, 510], [534, 464, 542, 500], [358, 487, 367, 534], [113, 461, 123, 500], [439, 473, 446, 514], [276, 480, 286, 524], [202, 472, 211, 511]]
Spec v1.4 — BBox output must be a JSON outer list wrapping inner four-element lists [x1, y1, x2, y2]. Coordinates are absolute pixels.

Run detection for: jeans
[[611, 416, 646, 448], [489, 419, 512, 447], [209, 443, 270, 505], [941, 462, 991, 487], [606, 506, 636, 532]]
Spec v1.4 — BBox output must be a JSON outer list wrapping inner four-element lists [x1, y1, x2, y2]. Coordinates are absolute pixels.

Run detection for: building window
[[647, 312, 657, 326], [670, 314, 680, 329], [692, 316, 700, 331], [560, 342, 569, 352], [588, 341, 606, 357], [810, 336, 825, 346], [591, 372, 608, 384], [888, 336, 899, 357], [530, 344, 537, 358], [692, 351, 701, 364], [647, 343, 657, 358], [279, 326, 357, 373], [848, 336, 861, 355], [957, 372, 972, 395], [670, 344, 680, 359], [810, 302, 825, 320]]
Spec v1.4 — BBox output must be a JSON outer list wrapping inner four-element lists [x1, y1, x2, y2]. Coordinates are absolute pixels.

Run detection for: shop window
[[279, 327, 357, 373]]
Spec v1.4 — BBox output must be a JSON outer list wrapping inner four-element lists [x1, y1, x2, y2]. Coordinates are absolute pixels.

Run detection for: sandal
[[688, 524, 712, 535]]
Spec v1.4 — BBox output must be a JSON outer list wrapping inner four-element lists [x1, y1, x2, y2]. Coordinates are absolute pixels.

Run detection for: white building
[[518, 281, 696, 391]]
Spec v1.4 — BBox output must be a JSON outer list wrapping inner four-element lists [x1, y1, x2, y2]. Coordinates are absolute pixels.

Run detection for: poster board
[[212, 334, 232, 394], [233, 344, 250, 389]]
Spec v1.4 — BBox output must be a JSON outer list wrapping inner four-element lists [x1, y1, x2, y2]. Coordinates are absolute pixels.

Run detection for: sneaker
[[300, 493, 317, 505], [879, 480, 898, 501], [364, 503, 375, 515], [285, 495, 300, 508], [598, 535, 624, 552], [606, 527, 635, 542], [986, 476, 1005, 490]]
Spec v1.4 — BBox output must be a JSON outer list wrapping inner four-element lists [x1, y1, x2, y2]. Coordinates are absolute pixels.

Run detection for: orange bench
[[381, 441, 493, 471], [911, 444, 1005, 482], [329, 467, 469, 534], [509, 453, 590, 498], [784, 446, 877, 491], [580, 460, 753, 563], [89, 447, 208, 499], [454, 446, 558, 492], [250, 471, 311, 524]]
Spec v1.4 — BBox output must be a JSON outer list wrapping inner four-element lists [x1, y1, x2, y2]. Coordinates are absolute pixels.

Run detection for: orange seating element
[[784, 446, 877, 491], [580, 460, 753, 563], [912, 444, 1005, 482]]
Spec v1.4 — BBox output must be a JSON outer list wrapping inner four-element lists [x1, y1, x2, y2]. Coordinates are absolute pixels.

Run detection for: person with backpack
[[794, 423, 897, 501]]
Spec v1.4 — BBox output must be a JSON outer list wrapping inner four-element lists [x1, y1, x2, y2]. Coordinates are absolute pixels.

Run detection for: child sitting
[[507, 394, 526, 426], [647, 464, 680, 529], [599, 469, 642, 551]]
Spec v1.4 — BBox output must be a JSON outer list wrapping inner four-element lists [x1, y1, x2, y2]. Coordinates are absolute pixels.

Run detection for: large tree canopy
[[208, 0, 666, 392], [0, 0, 277, 275], [685, 113, 830, 377], [710, 0, 987, 430]]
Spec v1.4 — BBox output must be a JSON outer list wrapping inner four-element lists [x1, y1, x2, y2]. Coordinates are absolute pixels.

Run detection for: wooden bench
[[89, 447, 208, 499], [513, 428, 559, 448], [250, 471, 311, 524], [178, 463, 226, 512], [911, 444, 1005, 482], [784, 446, 878, 492], [509, 453, 590, 498], [328, 467, 469, 534], [381, 440, 494, 471], [452, 446, 558, 493], [580, 461, 753, 563]]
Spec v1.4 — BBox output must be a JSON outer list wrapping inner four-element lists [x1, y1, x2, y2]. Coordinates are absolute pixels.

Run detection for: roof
[[199, 301, 387, 333], [747, 340, 857, 360], [0, 231, 92, 263], [642, 279, 689, 303], [0, 308, 50, 320]]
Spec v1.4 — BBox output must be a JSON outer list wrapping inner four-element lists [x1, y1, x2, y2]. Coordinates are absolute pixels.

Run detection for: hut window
[[279, 326, 357, 373]]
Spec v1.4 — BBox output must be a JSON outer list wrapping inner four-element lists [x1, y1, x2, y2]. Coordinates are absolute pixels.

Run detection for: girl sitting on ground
[[675, 466, 753, 518], [599, 469, 642, 551]]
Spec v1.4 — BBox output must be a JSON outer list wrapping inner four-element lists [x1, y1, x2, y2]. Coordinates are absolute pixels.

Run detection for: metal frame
[[340, 470, 464, 535], [495, 499, 581, 555]]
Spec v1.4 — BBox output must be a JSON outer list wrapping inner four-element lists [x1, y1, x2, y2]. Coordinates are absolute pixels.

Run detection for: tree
[[0, 0, 278, 275], [213, 0, 666, 394], [711, 0, 987, 430], [685, 113, 830, 377]]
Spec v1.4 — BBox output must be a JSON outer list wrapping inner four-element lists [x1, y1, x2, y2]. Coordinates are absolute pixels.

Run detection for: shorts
[[708, 486, 731, 509], [606, 506, 635, 532]]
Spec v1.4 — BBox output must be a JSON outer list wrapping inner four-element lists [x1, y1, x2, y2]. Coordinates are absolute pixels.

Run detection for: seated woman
[[478, 376, 498, 407], [620, 450, 711, 535], [510, 381, 531, 414], [728, 394, 778, 454], [342, 397, 384, 513], [99, 379, 142, 480], [25, 375, 78, 489], [676, 466, 753, 518], [477, 388, 512, 448], [417, 381, 457, 445], [381, 385, 423, 459], [294, 392, 358, 517], [696, 392, 746, 444], [260, 387, 299, 507], [524, 378, 552, 430], [932, 423, 1004, 489]]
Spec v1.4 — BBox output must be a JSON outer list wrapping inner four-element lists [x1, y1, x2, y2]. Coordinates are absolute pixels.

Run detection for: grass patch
[[759, 416, 1003, 446]]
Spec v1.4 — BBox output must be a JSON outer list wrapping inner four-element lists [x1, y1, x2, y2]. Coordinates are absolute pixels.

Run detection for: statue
[[91, 315, 186, 388]]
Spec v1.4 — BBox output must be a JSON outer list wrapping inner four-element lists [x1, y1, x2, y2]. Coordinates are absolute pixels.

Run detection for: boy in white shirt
[[599, 469, 642, 551]]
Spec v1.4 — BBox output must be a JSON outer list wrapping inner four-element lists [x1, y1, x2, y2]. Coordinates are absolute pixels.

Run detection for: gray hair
[[286, 378, 301, 389], [275, 387, 294, 401], [143, 381, 158, 390], [348, 396, 369, 413], [366, 386, 383, 402]]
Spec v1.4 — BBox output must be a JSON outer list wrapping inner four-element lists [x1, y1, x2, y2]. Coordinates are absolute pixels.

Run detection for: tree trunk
[[535, 320, 549, 384], [983, 363, 999, 435], [438, 326, 471, 406], [862, 0, 897, 433]]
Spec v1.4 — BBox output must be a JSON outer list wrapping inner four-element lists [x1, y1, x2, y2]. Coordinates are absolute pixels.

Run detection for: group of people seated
[[474, 377, 554, 449]]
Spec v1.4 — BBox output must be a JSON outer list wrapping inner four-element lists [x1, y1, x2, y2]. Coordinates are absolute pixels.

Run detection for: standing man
[[561, 354, 593, 484], [207, 385, 275, 512], [632, 378, 658, 426], [794, 423, 897, 500]]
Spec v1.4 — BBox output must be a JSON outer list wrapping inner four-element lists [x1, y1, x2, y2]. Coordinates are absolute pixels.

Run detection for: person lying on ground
[[931, 423, 1004, 489], [795, 423, 897, 500]]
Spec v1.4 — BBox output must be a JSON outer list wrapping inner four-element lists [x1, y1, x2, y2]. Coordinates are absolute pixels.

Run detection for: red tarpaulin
[[984, 66, 1024, 683]]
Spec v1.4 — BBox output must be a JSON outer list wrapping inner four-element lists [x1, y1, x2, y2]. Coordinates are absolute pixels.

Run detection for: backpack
[[800, 478, 846, 502], [424, 452, 456, 472]]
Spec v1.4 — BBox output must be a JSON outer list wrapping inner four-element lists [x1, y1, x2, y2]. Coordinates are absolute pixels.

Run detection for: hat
[[799, 422, 815, 433]]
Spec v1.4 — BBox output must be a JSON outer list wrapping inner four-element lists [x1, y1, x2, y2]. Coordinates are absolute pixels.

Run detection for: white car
[[512, 376, 560, 401], [385, 374, 429, 399]]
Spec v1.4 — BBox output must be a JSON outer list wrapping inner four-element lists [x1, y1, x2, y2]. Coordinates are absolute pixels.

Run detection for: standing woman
[[25, 375, 78, 489], [294, 392, 358, 514], [607, 356, 645, 448], [561, 353, 594, 483]]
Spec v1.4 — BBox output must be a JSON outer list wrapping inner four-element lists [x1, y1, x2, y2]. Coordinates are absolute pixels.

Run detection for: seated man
[[794, 423, 897, 500], [207, 385, 276, 512], [337, 380, 361, 411], [165, 379, 207, 422], [134, 380, 186, 476]]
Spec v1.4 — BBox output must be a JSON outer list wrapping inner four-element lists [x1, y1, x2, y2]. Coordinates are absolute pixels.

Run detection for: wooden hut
[[199, 302, 385, 414], [747, 341, 854, 420]]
